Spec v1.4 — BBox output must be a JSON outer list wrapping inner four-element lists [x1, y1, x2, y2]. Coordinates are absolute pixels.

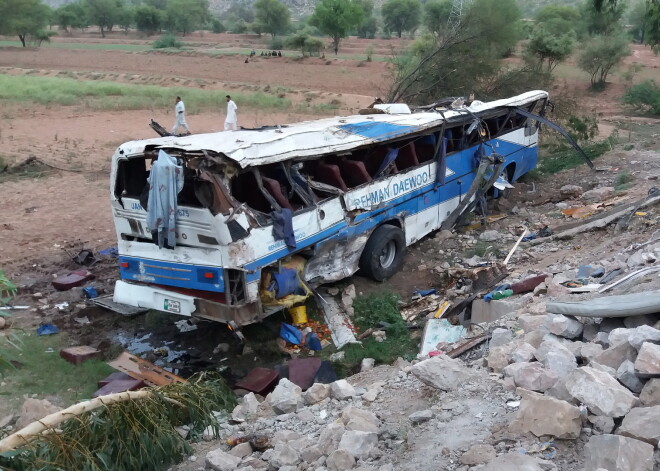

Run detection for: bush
[[623, 80, 660, 115], [577, 35, 630, 88], [267, 37, 285, 49], [210, 18, 225, 33], [152, 33, 182, 49]]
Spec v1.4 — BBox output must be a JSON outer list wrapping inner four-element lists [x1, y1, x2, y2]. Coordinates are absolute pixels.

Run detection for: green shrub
[[152, 33, 183, 49], [624, 80, 660, 115], [267, 37, 285, 50]]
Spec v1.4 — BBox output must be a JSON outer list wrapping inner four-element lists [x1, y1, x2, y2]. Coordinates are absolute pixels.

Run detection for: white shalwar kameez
[[224, 100, 238, 131], [171, 100, 190, 134]]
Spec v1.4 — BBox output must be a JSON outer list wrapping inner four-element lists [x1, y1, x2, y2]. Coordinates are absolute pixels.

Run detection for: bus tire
[[359, 224, 406, 281]]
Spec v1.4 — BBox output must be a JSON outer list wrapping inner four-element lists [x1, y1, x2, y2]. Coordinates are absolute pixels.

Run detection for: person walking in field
[[224, 95, 238, 131], [171, 96, 191, 135]]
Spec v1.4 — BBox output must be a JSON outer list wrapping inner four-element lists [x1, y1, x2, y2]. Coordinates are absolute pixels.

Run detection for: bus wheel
[[359, 224, 406, 282]]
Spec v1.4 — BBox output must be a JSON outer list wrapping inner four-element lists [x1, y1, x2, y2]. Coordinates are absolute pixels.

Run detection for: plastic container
[[289, 305, 308, 325]]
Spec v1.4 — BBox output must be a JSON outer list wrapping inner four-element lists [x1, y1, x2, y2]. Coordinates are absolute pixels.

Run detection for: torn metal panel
[[304, 233, 369, 284], [319, 294, 359, 349]]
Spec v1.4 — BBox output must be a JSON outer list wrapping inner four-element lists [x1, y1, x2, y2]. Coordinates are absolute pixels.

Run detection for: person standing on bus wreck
[[225, 95, 238, 131], [171, 96, 191, 136]]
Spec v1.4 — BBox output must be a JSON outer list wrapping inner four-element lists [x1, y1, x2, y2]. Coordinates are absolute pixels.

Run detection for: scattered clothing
[[171, 99, 190, 135], [272, 207, 296, 248], [146, 150, 184, 249]]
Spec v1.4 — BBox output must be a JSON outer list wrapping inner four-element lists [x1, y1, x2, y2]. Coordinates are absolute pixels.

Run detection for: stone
[[16, 399, 61, 430], [533, 282, 548, 295], [595, 332, 610, 348], [472, 298, 524, 324], [341, 407, 379, 427], [326, 449, 355, 471], [560, 184, 583, 198], [330, 380, 356, 400], [410, 355, 474, 390], [482, 452, 558, 471], [590, 361, 618, 377], [269, 443, 300, 468], [486, 342, 520, 373], [616, 359, 645, 393], [584, 434, 654, 471], [592, 341, 637, 371], [511, 343, 537, 363], [341, 284, 356, 317], [588, 415, 615, 434], [490, 328, 514, 348], [581, 186, 614, 203], [272, 430, 301, 445], [304, 383, 331, 405], [338, 431, 378, 460], [583, 323, 600, 342], [300, 445, 323, 463], [346, 415, 379, 433], [270, 379, 303, 414], [581, 343, 604, 362], [544, 313, 583, 339], [509, 389, 582, 439], [242, 392, 259, 415], [459, 443, 496, 465], [205, 448, 242, 471], [565, 367, 638, 417], [408, 410, 433, 424], [479, 230, 501, 242], [503, 362, 528, 378], [518, 314, 547, 333], [229, 442, 253, 459], [512, 362, 559, 392], [535, 339, 577, 378], [629, 325, 660, 350], [624, 314, 660, 329], [317, 422, 346, 454], [617, 405, 660, 446], [524, 330, 547, 349], [544, 376, 578, 404], [608, 328, 634, 346], [360, 358, 375, 372], [635, 342, 660, 377], [640, 378, 660, 406]]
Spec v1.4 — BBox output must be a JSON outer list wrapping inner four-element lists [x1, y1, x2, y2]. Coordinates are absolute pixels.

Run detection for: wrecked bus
[[110, 90, 551, 326]]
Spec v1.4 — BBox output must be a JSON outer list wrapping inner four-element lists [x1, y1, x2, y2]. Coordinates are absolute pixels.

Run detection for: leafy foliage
[[254, 0, 290, 38], [624, 80, 660, 115], [165, 0, 209, 35], [0, 0, 51, 46], [524, 25, 575, 72], [577, 34, 630, 87], [0, 271, 17, 306], [582, 0, 626, 35], [382, 0, 421, 38], [309, 0, 363, 54], [152, 32, 182, 48], [423, 0, 451, 36], [54, 2, 87, 32], [82, 0, 126, 37], [134, 4, 163, 35]]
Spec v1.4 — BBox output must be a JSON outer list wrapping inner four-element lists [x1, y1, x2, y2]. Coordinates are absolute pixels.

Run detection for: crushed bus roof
[[116, 90, 548, 168]]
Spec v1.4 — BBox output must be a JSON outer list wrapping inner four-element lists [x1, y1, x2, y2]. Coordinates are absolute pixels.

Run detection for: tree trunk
[[18, 34, 26, 47], [333, 36, 339, 55], [100, 26, 105, 38], [397, 31, 402, 38]]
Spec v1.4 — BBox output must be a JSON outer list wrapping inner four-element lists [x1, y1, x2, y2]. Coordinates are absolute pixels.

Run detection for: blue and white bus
[[109, 90, 549, 325]]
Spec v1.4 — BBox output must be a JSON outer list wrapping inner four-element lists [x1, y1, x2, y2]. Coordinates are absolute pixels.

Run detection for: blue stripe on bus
[[119, 256, 225, 292], [338, 122, 415, 141]]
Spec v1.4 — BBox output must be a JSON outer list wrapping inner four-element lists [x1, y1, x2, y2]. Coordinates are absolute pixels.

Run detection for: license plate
[[163, 299, 181, 314]]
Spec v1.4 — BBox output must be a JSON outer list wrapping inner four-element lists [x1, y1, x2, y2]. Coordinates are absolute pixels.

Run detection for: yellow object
[[290, 305, 308, 325], [433, 300, 451, 319], [635, 211, 648, 216]]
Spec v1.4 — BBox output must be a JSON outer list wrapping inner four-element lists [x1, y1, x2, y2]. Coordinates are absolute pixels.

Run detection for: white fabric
[[224, 121, 237, 131], [172, 101, 190, 134], [225, 99, 238, 124], [145, 150, 184, 249]]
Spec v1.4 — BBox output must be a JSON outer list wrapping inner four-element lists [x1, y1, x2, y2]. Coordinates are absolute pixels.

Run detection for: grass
[[0, 74, 293, 112], [536, 137, 616, 175], [0, 40, 149, 52]]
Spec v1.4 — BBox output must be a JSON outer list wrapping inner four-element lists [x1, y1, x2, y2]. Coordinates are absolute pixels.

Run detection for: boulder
[[518, 314, 547, 334], [509, 389, 581, 439], [269, 443, 300, 468], [304, 383, 331, 405], [565, 367, 638, 417], [591, 342, 637, 371], [16, 399, 61, 430], [512, 362, 559, 392], [640, 378, 660, 406], [272, 430, 301, 446], [410, 355, 473, 390], [326, 449, 355, 471], [544, 313, 583, 339], [584, 434, 654, 471], [330, 380, 356, 400], [459, 443, 497, 465], [617, 405, 660, 446], [229, 442, 253, 458], [544, 377, 578, 405], [317, 422, 346, 454], [479, 230, 501, 242], [408, 410, 433, 424], [486, 342, 520, 373], [581, 186, 614, 203], [634, 342, 660, 377], [270, 379, 303, 414], [361, 358, 375, 372], [300, 445, 323, 463], [242, 393, 260, 416], [491, 328, 514, 348], [535, 340, 577, 378], [525, 330, 547, 349], [616, 360, 645, 393], [341, 407, 380, 433], [338, 431, 378, 460], [629, 325, 660, 350], [594, 332, 610, 348], [582, 323, 600, 342], [590, 361, 618, 377], [205, 448, 242, 471], [581, 343, 604, 362], [511, 343, 537, 363], [482, 452, 558, 471], [608, 328, 633, 347], [560, 184, 583, 198], [588, 415, 615, 434]]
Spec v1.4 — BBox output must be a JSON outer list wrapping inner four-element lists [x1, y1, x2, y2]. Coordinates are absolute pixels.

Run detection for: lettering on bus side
[[350, 169, 432, 210], [130, 202, 189, 218]]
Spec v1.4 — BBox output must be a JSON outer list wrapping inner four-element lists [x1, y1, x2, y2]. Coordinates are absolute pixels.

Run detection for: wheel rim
[[379, 240, 397, 268]]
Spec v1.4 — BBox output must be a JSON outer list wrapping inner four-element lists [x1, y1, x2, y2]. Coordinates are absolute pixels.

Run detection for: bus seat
[[340, 159, 372, 187], [416, 135, 437, 163], [363, 147, 389, 176], [314, 162, 349, 192], [396, 143, 419, 170], [262, 176, 294, 210]]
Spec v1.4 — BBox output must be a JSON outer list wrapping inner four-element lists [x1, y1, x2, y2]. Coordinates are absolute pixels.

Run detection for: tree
[[309, 0, 363, 54], [165, 0, 209, 35], [644, 0, 660, 50], [525, 25, 575, 72], [55, 2, 87, 32], [286, 31, 309, 55], [0, 0, 51, 46], [423, 0, 451, 37], [578, 34, 631, 87], [535, 5, 582, 36], [382, 0, 421, 38], [134, 4, 162, 35], [583, 0, 625, 35], [254, 0, 290, 37], [355, 0, 377, 38], [83, 0, 125, 37], [117, 5, 134, 33]]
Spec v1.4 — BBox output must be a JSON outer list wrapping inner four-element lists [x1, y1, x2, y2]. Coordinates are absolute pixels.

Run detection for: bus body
[[109, 90, 548, 325]]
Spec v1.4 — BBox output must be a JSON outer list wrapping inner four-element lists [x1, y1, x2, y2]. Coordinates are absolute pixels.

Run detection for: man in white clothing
[[171, 96, 191, 135], [225, 95, 238, 131]]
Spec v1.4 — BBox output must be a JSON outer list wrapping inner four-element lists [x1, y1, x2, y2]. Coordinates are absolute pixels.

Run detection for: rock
[[360, 358, 375, 372], [588, 415, 615, 434], [535, 339, 577, 378], [518, 314, 546, 333], [583, 323, 600, 342], [300, 445, 323, 463], [590, 361, 618, 377], [486, 342, 520, 373], [560, 184, 583, 198], [317, 423, 346, 454], [0, 414, 15, 429], [565, 367, 638, 417], [326, 449, 355, 471], [511, 343, 537, 363], [329, 380, 356, 400], [482, 452, 558, 471], [544, 376, 578, 404], [640, 378, 660, 406], [524, 330, 547, 349], [616, 359, 645, 393], [503, 362, 528, 378], [509, 389, 581, 439], [342, 407, 379, 433], [479, 230, 500, 242], [271, 379, 303, 414], [533, 282, 548, 295], [629, 325, 660, 350], [594, 332, 610, 348], [608, 328, 634, 346], [269, 443, 300, 468], [410, 355, 473, 390], [16, 399, 61, 430], [581, 343, 604, 362], [544, 313, 583, 339], [617, 405, 660, 446], [491, 328, 514, 348], [512, 362, 559, 392], [242, 393, 259, 417], [408, 410, 433, 424], [338, 431, 378, 460], [229, 442, 253, 458], [581, 186, 614, 203], [624, 314, 659, 329], [341, 284, 356, 317], [205, 448, 242, 471], [304, 383, 331, 405], [459, 443, 497, 465], [592, 341, 637, 371], [547, 282, 571, 297], [272, 430, 301, 445], [584, 434, 654, 471], [634, 342, 660, 377]]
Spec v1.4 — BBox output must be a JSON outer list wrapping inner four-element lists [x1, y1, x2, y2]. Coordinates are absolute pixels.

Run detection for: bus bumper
[[113, 280, 197, 316]]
